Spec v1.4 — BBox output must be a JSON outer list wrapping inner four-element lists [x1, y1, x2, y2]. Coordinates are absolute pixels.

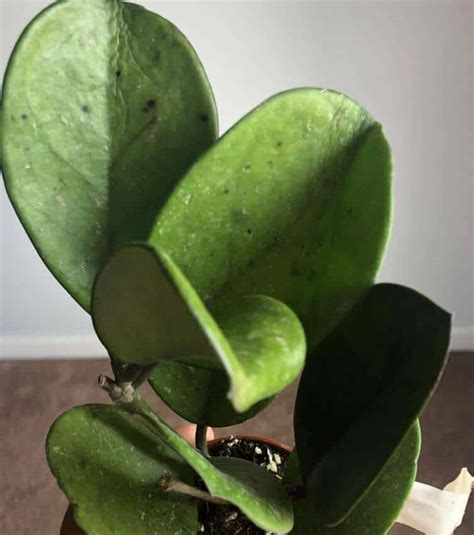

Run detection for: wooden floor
[[1, 353, 473, 534]]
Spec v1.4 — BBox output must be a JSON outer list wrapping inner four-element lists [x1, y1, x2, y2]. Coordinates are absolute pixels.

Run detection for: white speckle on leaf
[[80, 262, 86, 273], [254, 446, 262, 454], [25, 164, 31, 170], [184, 194, 191, 205], [242, 207, 248, 215], [55, 195, 66, 207], [60, 115, 70, 127]]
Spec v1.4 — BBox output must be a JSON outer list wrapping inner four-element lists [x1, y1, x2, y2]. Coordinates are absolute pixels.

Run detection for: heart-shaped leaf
[[1, 0, 217, 310], [148, 361, 273, 427], [125, 396, 294, 533], [46, 404, 197, 535], [150, 88, 392, 349], [284, 422, 421, 534], [294, 283, 450, 525], [92, 243, 306, 412]]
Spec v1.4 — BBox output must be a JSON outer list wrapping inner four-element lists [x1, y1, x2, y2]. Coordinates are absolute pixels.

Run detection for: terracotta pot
[[60, 434, 291, 534]]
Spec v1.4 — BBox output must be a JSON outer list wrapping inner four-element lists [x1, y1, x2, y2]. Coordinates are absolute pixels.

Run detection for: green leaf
[[1, 0, 217, 310], [148, 361, 273, 427], [126, 397, 294, 533], [46, 404, 197, 535], [294, 283, 451, 525], [92, 243, 306, 413], [285, 422, 421, 534], [150, 88, 392, 349]]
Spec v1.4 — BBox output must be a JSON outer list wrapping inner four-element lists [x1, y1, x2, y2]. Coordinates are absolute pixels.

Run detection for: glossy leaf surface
[[294, 283, 450, 525], [149, 361, 273, 427], [47, 404, 197, 534], [1, 0, 217, 309], [285, 423, 421, 534], [151, 88, 392, 349], [92, 243, 305, 412]]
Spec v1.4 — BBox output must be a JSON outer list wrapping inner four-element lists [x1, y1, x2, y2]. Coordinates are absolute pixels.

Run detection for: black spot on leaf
[[21, 114, 27, 120], [81, 105, 90, 113], [247, 228, 252, 235], [200, 114, 209, 123], [115, 70, 121, 77], [277, 141, 282, 147], [144, 99, 157, 113], [224, 189, 229, 194]]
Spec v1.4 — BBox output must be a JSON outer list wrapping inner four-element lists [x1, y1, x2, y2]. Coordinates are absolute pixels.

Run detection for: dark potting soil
[[196, 436, 290, 534]]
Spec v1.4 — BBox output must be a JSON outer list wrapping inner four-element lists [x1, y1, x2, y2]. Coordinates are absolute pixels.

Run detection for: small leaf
[[2, 0, 217, 310], [149, 361, 273, 427], [46, 404, 197, 535], [92, 243, 306, 412], [150, 88, 392, 349], [285, 422, 421, 534], [127, 397, 294, 533], [294, 283, 450, 525]]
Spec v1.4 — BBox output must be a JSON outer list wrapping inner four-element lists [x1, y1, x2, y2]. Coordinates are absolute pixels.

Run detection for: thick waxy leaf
[[1, 0, 217, 310], [149, 361, 273, 427], [284, 422, 421, 534], [92, 243, 305, 413], [46, 404, 197, 535], [126, 397, 294, 533], [294, 283, 450, 525], [150, 88, 392, 349]]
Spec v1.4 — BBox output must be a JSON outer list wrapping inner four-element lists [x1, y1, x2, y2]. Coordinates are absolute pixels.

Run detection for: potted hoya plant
[[1, 1, 457, 533]]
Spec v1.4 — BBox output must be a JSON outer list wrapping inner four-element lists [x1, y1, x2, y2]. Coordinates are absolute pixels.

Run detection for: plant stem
[[196, 424, 210, 457], [131, 364, 155, 389], [159, 473, 228, 505], [98, 374, 135, 402], [98, 374, 123, 400]]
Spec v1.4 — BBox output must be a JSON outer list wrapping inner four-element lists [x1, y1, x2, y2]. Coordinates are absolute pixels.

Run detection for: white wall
[[1, 0, 473, 357]]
